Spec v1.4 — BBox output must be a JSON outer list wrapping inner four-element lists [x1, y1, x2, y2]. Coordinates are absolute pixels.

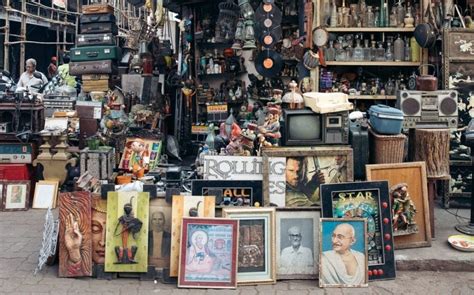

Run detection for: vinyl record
[[255, 50, 283, 78], [255, 3, 282, 26], [254, 23, 282, 44], [260, 31, 278, 48]]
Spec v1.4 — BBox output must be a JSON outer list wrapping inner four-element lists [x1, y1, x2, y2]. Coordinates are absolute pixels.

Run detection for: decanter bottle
[[330, 0, 338, 27], [390, 7, 398, 27], [375, 42, 386, 61], [336, 37, 347, 61], [337, 7, 344, 27], [367, 6, 375, 27], [396, 0, 406, 27], [346, 41, 354, 60], [370, 40, 377, 61], [350, 4, 359, 27], [363, 39, 372, 60], [353, 39, 364, 61], [326, 40, 336, 61]]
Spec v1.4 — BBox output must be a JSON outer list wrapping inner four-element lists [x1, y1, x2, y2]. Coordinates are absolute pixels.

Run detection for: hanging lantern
[[238, 0, 255, 20], [232, 19, 244, 50], [242, 19, 257, 50]]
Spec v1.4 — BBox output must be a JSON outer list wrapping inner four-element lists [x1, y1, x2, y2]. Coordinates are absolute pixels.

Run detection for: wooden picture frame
[[2, 181, 30, 211], [178, 217, 238, 289], [321, 181, 396, 281], [170, 195, 216, 277], [262, 146, 354, 208], [118, 138, 162, 171], [148, 198, 172, 269], [275, 208, 320, 280], [222, 208, 276, 285], [105, 191, 149, 273], [33, 180, 59, 209], [366, 162, 432, 249], [319, 218, 368, 288], [191, 180, 263, 208]]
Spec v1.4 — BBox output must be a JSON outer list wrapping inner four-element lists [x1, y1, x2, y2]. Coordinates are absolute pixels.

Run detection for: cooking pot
[[416, 64, 438, 91]]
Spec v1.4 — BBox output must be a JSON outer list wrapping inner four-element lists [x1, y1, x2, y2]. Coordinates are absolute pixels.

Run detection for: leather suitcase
[[80, 13, 116, 25], [71, 46, 121, 62], [82, 79, 110, 92], [349, 120, 369, 180], [76, 33, 115, 47], [82, 4, 114, 15], [80, 22, 118, 35], [70, 60, 117, 75]]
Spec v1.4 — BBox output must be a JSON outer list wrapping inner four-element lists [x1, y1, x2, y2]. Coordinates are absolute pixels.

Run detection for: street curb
[[396, 259, 474, 272]]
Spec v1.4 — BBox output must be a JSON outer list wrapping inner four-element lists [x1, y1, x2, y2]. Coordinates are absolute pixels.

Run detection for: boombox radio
[[0, 143, 33, 164], [397, 90, 458, 129]]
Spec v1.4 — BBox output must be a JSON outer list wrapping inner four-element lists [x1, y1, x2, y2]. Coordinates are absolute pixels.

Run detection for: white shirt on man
[[321, 249, 366, 285], [279, 245, 314, 274], [17, 71, 48, 88]]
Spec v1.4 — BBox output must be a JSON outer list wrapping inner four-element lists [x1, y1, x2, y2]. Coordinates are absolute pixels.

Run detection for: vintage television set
[[280, 108, 349, 146]]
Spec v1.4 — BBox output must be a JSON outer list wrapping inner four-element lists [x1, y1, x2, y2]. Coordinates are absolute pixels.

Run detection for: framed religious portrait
[[319, 218, 368, 288], [262, 146, 353, 208], [170, 195, 216, 277], [222, 208, 276, 285], [366, 162, 431, 249], [178, 217, 238, 289], [33, 180, 59, 209], [321, 181, 396, 281], [148, 198, 172, 269], [2, 181, 30, 211], [275, 208, 320, 279]]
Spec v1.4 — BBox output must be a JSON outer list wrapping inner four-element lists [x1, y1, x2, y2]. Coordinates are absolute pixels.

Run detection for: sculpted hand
[[65, 213, 82, 263]]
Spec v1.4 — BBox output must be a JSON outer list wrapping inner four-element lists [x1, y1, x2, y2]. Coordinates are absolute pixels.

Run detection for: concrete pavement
[[0, 205, 473, 294]]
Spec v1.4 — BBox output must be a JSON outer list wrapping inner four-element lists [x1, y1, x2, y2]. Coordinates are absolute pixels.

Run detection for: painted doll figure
[[126, 138, 150, 178], [114, 197, 143, 264], [390, 183, 418, 234]]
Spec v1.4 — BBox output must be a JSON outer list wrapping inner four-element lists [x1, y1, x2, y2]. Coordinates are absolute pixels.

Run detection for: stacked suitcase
[[71, 4, 120, 94]]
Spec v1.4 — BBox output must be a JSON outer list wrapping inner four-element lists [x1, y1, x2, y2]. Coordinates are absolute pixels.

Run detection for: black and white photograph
[[148, 198, 172, 268], [275, 209, 319, 279]]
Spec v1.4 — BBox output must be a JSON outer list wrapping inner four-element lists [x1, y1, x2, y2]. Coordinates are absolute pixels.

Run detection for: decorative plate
[[448, 234, 474, 252]]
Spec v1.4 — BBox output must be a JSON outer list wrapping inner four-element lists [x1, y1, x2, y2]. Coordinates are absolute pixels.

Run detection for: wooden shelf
[[348, 95, 396, 100], [325, 61, 421, 66], [326, 27, 416, 32], [197, 42, 233, 49], [198, 71, 247, 79]]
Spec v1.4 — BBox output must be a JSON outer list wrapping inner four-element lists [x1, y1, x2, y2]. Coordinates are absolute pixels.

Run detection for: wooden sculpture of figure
[[390, 183, 418, 234], [126, 138, 150, 178], [257, 106, 281, 146], [114, 197, 143, 264]]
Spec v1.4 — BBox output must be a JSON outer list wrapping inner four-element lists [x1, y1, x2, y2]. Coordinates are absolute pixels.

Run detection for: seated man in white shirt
[[17, 58, 48, 89], [279, 225, 314, 274]]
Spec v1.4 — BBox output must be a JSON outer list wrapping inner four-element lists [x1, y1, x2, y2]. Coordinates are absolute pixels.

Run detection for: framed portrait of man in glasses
[[275, 209, 319, 279]]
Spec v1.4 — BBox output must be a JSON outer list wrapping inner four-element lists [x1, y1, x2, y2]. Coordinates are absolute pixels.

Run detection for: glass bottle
[[370, 40, 377, 61], [363, 39, 372, 60], [359, 0, 367, 15], [394, 35, 404, 61], [350, 4, 359, 27], [367, 6, 375, 27], [385, 41, 394, 61], [336, 37, 347, 61], [410, 36, 420, 62], [390, 7, 398, 27], [384, 3, 390, 28], [346, 41, 354, 60], [376, 42, 386, 61], [396, 0, 406, 27], [337, 7, 344, 27], [374, 7, 380, 27], [404, 37, 411, 61], [379, 1, 386, 27], [343, 7, 351, 27], [326, 40, 336, 61], [353, 39, 364, 61], [404, 6, 415, 28], [330, 0, 338, 27]]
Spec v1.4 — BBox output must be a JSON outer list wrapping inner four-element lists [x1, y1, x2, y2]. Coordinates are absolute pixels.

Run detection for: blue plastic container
[[368, 104, 404, 135]]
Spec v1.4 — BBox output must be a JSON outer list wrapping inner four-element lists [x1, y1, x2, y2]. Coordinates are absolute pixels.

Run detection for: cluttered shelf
[[325, 61, 422, 66], [198, 71, 247, 79], [326, 27, 416, 33]]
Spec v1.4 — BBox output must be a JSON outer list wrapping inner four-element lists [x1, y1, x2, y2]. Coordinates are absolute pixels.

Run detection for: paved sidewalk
[[0, 209, 473, 294]]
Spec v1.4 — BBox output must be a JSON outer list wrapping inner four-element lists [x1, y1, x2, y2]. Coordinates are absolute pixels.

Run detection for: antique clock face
[[313, 27, 329, 47]]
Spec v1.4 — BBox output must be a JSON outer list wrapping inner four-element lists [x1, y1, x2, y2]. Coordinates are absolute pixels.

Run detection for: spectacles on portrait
[[289, 234, 301, 238], [332, 234, 352, 240]]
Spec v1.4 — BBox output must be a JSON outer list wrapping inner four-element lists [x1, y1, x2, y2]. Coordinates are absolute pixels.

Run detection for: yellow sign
[[207, 104, 228, 113]]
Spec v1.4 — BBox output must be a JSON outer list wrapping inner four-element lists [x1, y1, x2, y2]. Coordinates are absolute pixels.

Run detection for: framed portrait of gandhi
[[262, 147, 353, 208], [320, 218, 368, 288], [222, 208, 276, 285], [275, 208, 320, 279]]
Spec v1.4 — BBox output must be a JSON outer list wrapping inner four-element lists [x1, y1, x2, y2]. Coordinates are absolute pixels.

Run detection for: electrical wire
[[443, 207, 470, 223]]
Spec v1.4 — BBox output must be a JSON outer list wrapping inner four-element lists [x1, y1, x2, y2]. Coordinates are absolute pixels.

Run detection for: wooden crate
[[80, 147, 115, 180]]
